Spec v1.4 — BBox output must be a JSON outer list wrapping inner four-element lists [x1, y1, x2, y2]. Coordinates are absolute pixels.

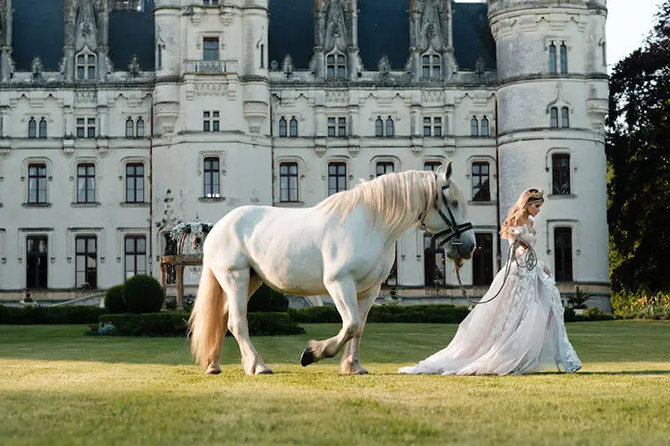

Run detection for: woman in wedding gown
[[399, 189, 582, 375]]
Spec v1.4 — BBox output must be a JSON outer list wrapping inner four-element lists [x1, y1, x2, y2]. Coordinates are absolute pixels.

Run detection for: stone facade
[[0, 0, 610, 309]]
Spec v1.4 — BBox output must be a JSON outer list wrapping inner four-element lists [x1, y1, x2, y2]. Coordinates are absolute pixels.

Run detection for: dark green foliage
[[607, 2, 670, 295], [248, 284, 289, 313], [93, 312, 304, 337], [288, 304, 471, 324], [563, 307, 614, 322], [566, 287, 595, 310], [122, 275, 164, 314], [104, 285, 126, 314], [0, 305, 105, 324]]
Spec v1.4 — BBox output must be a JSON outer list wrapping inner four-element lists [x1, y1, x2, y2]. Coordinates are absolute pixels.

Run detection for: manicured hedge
[[0, 305, 105, 325], [288, 304, 471, 324], [92, 312, 305, 337]]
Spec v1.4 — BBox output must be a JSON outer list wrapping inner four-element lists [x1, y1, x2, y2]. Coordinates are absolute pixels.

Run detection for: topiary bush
[[248, 284, 289, 313], [122, 275, 164, 314], [103, 284, 126, 314]]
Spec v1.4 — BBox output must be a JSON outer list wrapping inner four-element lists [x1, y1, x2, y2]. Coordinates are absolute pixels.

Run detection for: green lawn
[[1, 321, 669, 446]]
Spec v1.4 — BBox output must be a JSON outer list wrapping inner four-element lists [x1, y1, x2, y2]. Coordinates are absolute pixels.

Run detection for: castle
[[0, 0, 610, 308]]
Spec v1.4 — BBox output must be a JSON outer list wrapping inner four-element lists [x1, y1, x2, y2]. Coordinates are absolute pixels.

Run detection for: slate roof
[[11, 0, 494, 73]]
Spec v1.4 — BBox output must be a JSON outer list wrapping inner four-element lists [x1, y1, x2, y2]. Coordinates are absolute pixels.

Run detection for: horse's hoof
[[205, 367, 221, 375], [256, 367, 274, 375], [301, 347, 315, 367]]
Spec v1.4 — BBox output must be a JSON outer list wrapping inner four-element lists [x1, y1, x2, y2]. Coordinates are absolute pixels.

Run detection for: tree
[[607, 1, 670, 294]]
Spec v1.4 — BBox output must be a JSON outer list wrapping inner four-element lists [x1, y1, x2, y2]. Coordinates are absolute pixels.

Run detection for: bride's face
[[526, 201, 542, 217]]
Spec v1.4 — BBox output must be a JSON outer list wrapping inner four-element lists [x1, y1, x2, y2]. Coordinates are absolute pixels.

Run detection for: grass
[[1, 321, 669, 445]]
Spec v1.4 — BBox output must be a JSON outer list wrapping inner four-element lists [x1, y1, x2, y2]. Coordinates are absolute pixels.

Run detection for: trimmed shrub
[[248, 284, 289, 313], [0, 305, 105, 325], [122, 275, 164, 314], [104, 284, 126, 313], [564, 307, 615, 322], [92, 312, 304, 337]]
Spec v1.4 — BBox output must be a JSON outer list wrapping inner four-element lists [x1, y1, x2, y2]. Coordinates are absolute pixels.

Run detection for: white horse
[[189, 162, 476, 375]]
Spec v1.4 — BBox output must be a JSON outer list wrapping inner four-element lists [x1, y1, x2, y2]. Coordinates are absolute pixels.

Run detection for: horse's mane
[[317, 170, 463, 232]]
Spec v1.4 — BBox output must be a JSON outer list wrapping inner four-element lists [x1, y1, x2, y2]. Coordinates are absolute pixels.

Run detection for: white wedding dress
[[399, 225, 582, 375]]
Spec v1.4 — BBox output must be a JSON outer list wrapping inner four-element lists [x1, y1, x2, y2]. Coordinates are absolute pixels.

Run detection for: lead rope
[[454, 238, 538, 306]]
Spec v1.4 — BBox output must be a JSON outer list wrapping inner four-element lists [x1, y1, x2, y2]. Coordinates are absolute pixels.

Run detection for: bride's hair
[[500, 189, 544, 240]]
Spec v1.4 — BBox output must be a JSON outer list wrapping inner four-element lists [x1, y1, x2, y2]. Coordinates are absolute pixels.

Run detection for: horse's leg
[[212, 266, 272, 375], [205, 271, 262, 375], [340, 285, 380, 375], [301, 277, 360, 366]]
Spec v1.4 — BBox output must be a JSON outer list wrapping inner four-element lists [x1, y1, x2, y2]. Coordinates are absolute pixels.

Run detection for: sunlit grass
[[1, 321, 669, 445]]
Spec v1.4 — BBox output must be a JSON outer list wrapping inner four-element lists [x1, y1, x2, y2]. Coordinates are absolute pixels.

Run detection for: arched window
[[560, 43, 568, 74], [136, 118, 145, 137], [375, 117, 384, 137], [549, 43, 557, 74], [76, 51, 97, 80], [481, 117, 489, 137], [125, 118, 135, 138], [385, 117, 394, 137], [39, 118, 47, 138], [28, 118, 37, 138], [326, 53, 346, 79], [561, 107, 570, 128], [289, 117, 298, 137], [470, 117, 479, 137], [550, 107, 559, 128], [278, 117, 287, 137]]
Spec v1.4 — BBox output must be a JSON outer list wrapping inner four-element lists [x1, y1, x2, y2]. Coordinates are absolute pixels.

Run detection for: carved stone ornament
[[75, 0, 99, 52], [282, 54, 294, 76], [474, 54, 485, 74], [128, 54, 140, 76], [31, 56, 44, 78], [378, 54, 391, 76]]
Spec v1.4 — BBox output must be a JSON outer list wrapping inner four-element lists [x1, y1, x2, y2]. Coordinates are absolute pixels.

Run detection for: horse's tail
[[189, 263, 228, 369]]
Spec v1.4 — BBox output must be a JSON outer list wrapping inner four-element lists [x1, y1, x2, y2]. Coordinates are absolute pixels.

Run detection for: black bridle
[[420, 183, 473, 247]]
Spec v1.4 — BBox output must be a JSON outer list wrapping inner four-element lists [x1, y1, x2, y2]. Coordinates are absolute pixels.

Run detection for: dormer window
[[326, 53, 346, 79], [76, 50, 97, 80], [422, 54, 441, 79]]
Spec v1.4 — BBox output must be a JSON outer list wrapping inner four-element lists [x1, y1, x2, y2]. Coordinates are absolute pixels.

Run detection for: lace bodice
[[508, 225, 537, 247]]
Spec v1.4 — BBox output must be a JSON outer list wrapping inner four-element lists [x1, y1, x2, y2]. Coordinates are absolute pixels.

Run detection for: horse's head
[[419, 161, 476, 260]]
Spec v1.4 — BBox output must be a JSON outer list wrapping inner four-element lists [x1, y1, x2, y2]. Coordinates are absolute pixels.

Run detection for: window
[[203, 37, 219, 61], [136, 118, 145, 137], [26, 236, 48, 289], [203, 157, 220, 198], [550, 107, 559, 128], [326, 53, 346, 78], [424, 235, 445, 286], [279, 162, 298, 202], [549, 42, 557, 74], [560, 43, 568, 74], [375, 117, 384, 137], [471, 162, 491, 202], [124, 236, 147, 279], [328, 118, 336, 137], [471, 117, 479, 137], [76, 52, 96, 80], [163, 234, 177, 285], [552, 154, 571, 195], [260, 44, 265, 69], [554, 227, 573, 282], [279, 117, 287, 137], [77, 163, 96, 203], [28, 118, 37, 138], [203, 0, 220, 4], [28, 163, 47, 204], [422, 54, 441, 78], [423, 161, 442, 172], [481, 117, 490, 137], [39, 118, 47, 138], [376, 161, 394, 177], [87, 118, 96, 138], [289, 117, 298, 137], [423, 117, 442, 137], [126, 118, 134, 138], [77, 118, 85, 138], [203, 111, 220, 132], [328, 162, 347, 196], [386, 117, 394, 137], [472, 233, 494, 286], [125, 163, 145, 203], [327, 117, 346, 137], [561, 107, 570, 128], [75, 236, 97, 288], [157, 44, 162, 69]]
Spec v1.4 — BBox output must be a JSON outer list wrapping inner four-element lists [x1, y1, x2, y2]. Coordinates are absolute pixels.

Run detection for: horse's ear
[[444, 160, 453, 182]]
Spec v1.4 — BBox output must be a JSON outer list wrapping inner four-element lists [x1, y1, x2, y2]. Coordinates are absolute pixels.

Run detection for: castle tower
[[408, 0, 458, 81], [489, 0, 609, 291], [64, 0, 111, 82], [312, 0, 361, 81]]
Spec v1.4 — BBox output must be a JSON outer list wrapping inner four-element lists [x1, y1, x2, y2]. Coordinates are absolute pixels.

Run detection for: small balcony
[[183, 60, 238, 75]]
